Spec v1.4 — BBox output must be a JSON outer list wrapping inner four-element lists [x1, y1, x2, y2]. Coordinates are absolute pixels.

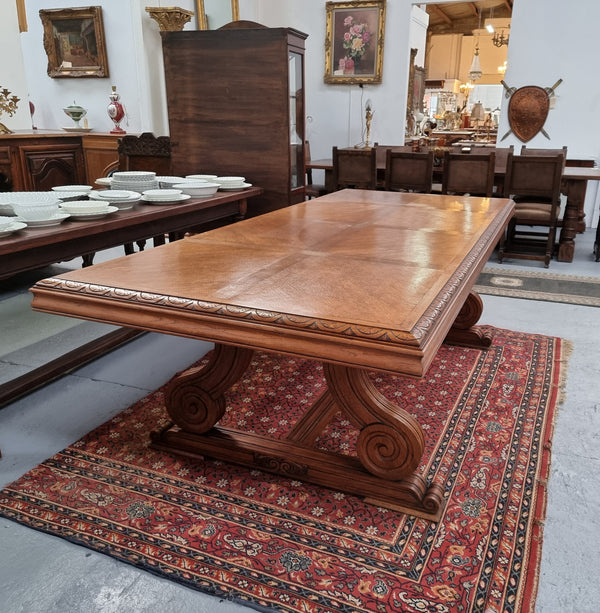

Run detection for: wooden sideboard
[[0, 130, 122, 191]]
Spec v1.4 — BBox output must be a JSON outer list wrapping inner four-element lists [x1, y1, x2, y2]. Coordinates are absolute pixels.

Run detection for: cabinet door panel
[[21, 145, 85, 191]]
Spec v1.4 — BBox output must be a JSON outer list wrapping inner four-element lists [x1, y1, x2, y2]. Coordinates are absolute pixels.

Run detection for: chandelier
[[469, 45, 482, 82], [492, 29, 510, 47], [468, 10, 483, 82]]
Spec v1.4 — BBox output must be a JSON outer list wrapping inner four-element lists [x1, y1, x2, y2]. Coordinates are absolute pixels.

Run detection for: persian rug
[[0, 327, 568, 613], [475, 267, 600, 307]]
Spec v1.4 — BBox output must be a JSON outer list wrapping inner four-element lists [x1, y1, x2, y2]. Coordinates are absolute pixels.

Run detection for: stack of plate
[[215, 176, 252, 190], [111, 171, 159, 192], [89, 190, 141, 209]]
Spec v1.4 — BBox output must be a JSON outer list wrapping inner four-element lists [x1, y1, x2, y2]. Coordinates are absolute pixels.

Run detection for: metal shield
[[507, 86, 550, 142]]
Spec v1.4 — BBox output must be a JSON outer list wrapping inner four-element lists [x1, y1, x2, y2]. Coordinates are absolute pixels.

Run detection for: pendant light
[[468, 10, 483, 82]]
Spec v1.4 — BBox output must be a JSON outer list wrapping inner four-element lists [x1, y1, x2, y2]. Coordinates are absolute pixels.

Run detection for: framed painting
[[39, 6, 109, 78], [324, 0, 386, 85]]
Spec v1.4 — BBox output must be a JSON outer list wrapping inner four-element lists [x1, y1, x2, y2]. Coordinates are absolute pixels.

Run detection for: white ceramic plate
[[24, 213, 71, 227], [140, 194, 191, 205], [52, 185, 93, 192], [95, 177, 112, 186], [62, 126, 93, 132], [94, 190, 134, 200], [68, 206, 119, 220], [0, 221, 27, 238], [218, 182, 253, 191]]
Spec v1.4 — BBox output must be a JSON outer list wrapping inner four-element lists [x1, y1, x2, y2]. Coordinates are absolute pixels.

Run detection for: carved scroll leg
[[163, 343, 254, 434], [323, 363, 443, 518], [445, 291, 492, 349]]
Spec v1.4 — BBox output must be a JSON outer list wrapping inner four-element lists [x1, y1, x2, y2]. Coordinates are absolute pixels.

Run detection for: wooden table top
[[31, 190, 514, 377]]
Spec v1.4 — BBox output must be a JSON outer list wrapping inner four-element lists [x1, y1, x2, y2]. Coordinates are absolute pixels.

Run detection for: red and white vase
[[107, 85, 126, 134]]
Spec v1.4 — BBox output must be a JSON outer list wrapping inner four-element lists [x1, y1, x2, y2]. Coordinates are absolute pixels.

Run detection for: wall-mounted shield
[[507, 86, 550, 142]]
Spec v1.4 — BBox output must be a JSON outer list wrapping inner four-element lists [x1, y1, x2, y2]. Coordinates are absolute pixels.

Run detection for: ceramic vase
[[107, 85, 126, 134]]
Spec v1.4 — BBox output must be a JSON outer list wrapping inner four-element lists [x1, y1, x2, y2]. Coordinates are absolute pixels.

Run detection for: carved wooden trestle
[[151, 292, 490, 522]]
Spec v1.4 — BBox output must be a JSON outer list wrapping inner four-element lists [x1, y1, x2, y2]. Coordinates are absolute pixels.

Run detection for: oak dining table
[[29, 189, 515, 520], [306, 156, 600, 263]]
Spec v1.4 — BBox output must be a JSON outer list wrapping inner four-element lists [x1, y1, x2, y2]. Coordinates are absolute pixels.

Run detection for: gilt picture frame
[[39, 6, 109, 78], [196, 0, 240, 30], [324, 0, 386, 85]]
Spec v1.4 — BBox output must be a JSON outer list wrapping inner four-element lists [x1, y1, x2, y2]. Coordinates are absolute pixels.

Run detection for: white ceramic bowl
[[12, 202, 61, 220], [59, 200, 111, 214], [185, 174, 218, 181], [52, 185, 93, 193], [215, 176, 245, 185], [142, 188, 183, 201], [173, 182, 220, 197]]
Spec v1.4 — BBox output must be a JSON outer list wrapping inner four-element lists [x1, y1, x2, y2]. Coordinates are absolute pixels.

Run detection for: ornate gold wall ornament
[[0, 87, 20, 134], [145, 7, 194, 31]]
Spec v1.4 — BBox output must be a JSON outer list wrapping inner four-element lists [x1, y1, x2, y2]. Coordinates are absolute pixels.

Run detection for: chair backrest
[[441, 151, 496, 197], [118, 132, 172, 174], [504, 154, 564, 207], [374, 144, 412, 167], [520, 145, 567, 157], [492, 145, 514, 170], [304, 140, 313, 181], [384, 150, 433, 193], [332, 146, 377, 190]]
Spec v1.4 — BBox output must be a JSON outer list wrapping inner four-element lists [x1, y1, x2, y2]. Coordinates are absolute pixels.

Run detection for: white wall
[[0, 1, 33, 130], [17, 0, 198, 135]]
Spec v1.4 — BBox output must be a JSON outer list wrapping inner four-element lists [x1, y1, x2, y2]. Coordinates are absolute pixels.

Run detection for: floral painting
[[324, 1, 386, 85]]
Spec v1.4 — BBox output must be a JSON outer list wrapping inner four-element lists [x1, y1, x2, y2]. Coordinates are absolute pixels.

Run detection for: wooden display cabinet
[[161, 24, 308, 217]]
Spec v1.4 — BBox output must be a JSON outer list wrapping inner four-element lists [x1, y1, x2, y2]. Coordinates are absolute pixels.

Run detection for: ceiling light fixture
[[492, 29, 510, 47], [468, 10, 483, 82]]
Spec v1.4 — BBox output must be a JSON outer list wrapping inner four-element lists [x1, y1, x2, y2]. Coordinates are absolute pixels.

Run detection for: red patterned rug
[[0, 327, 567, 613]]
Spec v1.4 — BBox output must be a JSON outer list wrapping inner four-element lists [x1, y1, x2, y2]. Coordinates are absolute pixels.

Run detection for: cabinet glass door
[[289, 51, 304, 190]]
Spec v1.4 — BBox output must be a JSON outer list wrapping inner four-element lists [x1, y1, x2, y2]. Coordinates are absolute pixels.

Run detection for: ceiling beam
[[429, 4, 453, 26]]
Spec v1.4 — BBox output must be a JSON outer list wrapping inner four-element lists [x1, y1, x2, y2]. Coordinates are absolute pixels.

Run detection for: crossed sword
[[500, 78, 563, 141]]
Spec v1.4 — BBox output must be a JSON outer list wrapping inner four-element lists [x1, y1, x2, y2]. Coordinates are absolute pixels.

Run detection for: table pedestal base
[[150, 293, 493, 522], [151, 343, 445, 521]]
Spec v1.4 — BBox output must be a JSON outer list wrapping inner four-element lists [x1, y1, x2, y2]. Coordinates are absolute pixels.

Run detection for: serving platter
[[140, 194, 191, 205], [68, 206, 119, 221], [24, 213, 71, 227]]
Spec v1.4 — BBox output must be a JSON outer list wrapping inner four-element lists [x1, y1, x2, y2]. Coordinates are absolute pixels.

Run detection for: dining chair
[[384, 150, 434, 193], [304, 140, 328, 199], [441, 151, 496, 197], [498, 153, 564, 268], [332, 146, 377, 190], [118, 132, 172, 175]]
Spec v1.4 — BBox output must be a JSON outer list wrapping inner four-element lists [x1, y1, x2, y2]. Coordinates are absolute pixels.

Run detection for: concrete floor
[[1, 232, 599, 613]]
